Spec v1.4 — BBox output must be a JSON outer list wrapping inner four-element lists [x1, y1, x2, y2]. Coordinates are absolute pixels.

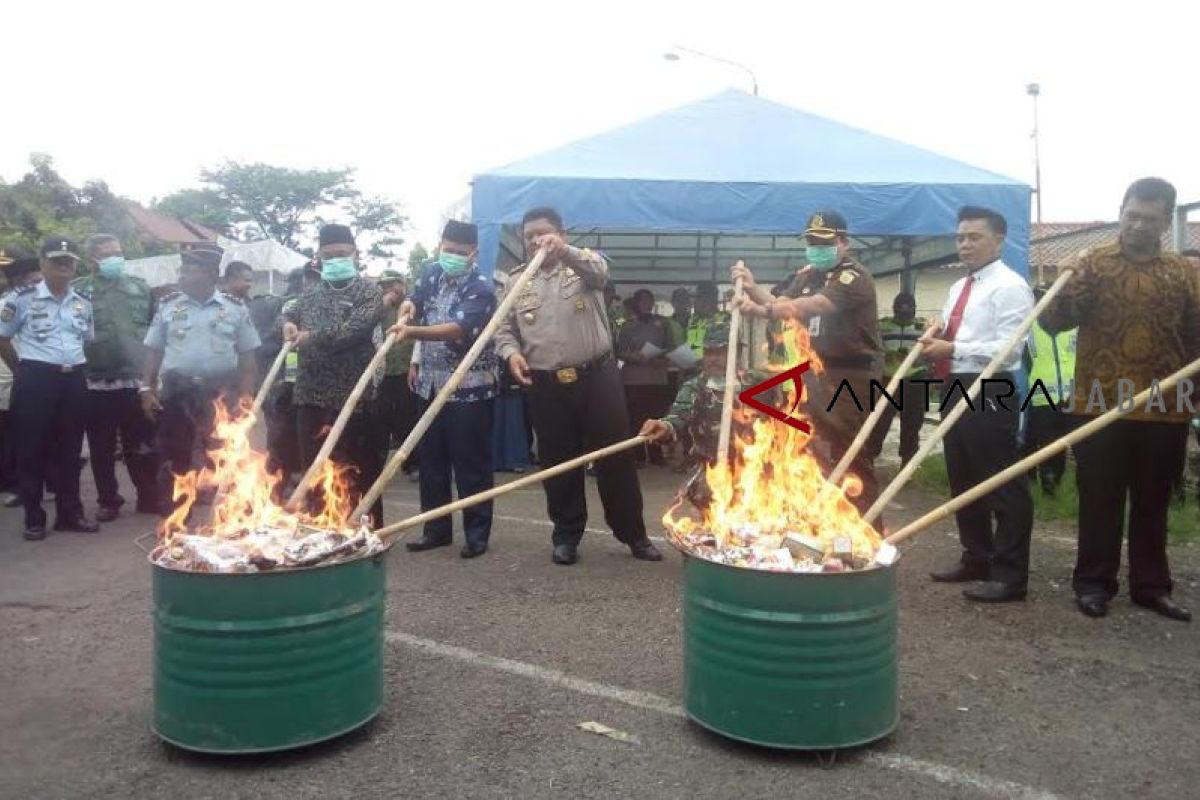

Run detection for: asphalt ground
[[1, 454, 1197, 800]]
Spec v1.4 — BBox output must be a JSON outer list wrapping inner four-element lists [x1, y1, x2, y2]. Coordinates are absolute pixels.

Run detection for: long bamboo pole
[[352, 248, 548, 520], [716, 270, 745, 464], [827, 324, 936, 485], [286, 309, 411, 510], [376, 435, 646, 541], [886, 354, 1200, 545], [250, 340, 293, 420], [863, 267, 1076, 523]]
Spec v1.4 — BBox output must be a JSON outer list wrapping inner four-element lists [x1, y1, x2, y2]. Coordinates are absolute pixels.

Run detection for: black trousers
[[296, 405, 384, 528], [529, 357, 647, 547], [156, 378, 238, 514], [377, 374, 420, 469], [12, 362, 88, 527], [624, 383, 674, 464], [866, 377, 928, 465], [417, 398, 494, 546], [1023, 404, 1076, 490], [266, 382, 302, 483], [1073, 419, 1185, 601], [0, 408, 16, 492], [86, 387, 158, 508], [941, 372, 1033, 587]]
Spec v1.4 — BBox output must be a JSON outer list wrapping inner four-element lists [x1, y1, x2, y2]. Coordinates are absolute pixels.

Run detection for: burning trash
[[663, 322, 896, 574], [149, 400, 385, 573]]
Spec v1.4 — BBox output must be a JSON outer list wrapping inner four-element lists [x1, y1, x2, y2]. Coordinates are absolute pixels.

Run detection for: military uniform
[[494, 244, 653, 555], [74, 270, 158, 514], [0, 254, 95, 533], [144, 288, 260, 510], [282, 275, 385, 526], [782, 254, 883, 519]]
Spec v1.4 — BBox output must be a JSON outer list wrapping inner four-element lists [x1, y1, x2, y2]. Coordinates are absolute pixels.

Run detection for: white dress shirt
[[941, 260, 1034, 374]]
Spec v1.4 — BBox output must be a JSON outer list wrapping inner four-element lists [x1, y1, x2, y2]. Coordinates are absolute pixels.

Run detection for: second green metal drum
[[682, 555, 898, 750], [151, 550, 387, 754]]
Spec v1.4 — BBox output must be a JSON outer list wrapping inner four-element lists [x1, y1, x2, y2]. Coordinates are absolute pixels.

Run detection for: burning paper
[[149, 400, 384, 573], [663, 321, 893, 574]]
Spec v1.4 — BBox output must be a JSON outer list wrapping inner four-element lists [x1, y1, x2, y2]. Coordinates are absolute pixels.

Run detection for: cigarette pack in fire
[[782, 532, 826, 561]]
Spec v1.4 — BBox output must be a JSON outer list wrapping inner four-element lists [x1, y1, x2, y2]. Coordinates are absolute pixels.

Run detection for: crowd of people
[[0, 177, 1193, 621]]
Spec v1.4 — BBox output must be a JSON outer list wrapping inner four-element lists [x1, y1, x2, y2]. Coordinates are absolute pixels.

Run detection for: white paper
[[640, 341, 665, 359], [666, 343, 700, 369]]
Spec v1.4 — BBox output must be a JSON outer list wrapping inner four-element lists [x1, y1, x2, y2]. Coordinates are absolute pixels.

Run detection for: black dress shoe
[[930, 562, 989, 583], [1133, 595, 1192, 622], [54, 517, 100, 534], [23, 524, 47, 541], [460, 543, 488, 559], [406, 535, 451, 552], [629, 539, 663, 562], [963, 581, 1027, 603], [1076, 595, 1109, 618], [552, 544, 578, 565], [96, 505, 121, 523]]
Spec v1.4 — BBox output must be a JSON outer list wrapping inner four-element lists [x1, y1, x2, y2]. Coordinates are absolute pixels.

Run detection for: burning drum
[[681, 554, 897, 750], [147, 401, 389, 753], [151, 549, 388, 753]]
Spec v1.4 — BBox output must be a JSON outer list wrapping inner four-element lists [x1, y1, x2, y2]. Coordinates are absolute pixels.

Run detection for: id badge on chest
[[808, 316, 821, 337]]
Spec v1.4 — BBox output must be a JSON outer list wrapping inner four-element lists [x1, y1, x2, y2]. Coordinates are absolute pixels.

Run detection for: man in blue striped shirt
[[390, 221, 497, 558]]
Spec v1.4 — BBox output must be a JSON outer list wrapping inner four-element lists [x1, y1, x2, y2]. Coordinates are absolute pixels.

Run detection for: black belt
[[531, 352, 612, 385], [162, 371, 236, 394], [19, 360, 82, 374]]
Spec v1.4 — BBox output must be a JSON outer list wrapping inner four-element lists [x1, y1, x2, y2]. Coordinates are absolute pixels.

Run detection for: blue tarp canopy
[[471, 90, 1030, 283]]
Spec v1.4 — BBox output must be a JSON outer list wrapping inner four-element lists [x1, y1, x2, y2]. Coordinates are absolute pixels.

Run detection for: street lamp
[[1026, 82, 1043, 225], [664, 46, 759, 96]]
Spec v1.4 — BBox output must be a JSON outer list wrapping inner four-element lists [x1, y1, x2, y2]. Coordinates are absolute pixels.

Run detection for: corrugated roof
[[122, 201, 217, 245], [1030, 221, 1200, 266]]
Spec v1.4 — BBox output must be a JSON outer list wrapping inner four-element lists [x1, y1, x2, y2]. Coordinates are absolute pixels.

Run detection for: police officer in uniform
[[733, 210, 885, 523], [140, 244, 260, 514], [75, 234, 158, 519], [0, 238, 99, 539], [495, 207, 662, 565]]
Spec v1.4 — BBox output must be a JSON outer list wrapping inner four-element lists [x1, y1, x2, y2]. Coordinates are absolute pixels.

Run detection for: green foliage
[[153, 188, 234, 234], [407, 242, 429, 275], [0, 153, 152, 259]]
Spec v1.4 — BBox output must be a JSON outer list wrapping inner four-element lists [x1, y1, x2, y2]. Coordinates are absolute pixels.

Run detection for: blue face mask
[[438, 252, 472, 277], [806, 245, 840, 272], [98, 256, 126, 279], [321, 256, 357, 282]]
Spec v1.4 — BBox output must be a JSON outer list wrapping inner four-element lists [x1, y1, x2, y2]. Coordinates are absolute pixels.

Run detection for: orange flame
[[158, 400, 357, 545], [663, 321, 881, 565]]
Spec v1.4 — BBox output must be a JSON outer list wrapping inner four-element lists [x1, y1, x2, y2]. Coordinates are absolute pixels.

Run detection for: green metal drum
[[151, 551, 387, 753], [682, 554, 898, 750]]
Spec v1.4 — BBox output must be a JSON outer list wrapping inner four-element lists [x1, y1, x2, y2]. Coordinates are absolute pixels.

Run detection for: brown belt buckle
[[60, 365, 73, 373], [555, 367, 578, 384]]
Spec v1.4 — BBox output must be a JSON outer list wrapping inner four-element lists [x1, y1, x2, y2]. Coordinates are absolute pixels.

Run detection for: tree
[[0, 153, 156, 261], [156, 161, 408, 257], [153, 188, 235, 235], [407, 243, 429, 275]]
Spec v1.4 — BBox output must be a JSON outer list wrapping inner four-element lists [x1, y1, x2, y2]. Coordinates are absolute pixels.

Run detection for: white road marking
[[385, 630, 1061, 800]]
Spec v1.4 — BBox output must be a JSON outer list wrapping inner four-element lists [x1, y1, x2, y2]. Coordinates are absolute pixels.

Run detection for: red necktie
[[933, 275, 975, 381]]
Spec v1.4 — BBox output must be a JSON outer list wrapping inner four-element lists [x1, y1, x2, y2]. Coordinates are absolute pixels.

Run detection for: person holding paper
[[616, 289, 679, 466]]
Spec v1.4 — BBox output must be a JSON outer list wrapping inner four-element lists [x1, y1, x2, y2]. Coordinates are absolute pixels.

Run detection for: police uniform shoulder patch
[[75, 287, 92, 301], [219, 291, 246, 305], [838, 270, 857, 285], [0, 303, 14, 323], [13, 284, 36, 296], [160, 291, 183, 303]]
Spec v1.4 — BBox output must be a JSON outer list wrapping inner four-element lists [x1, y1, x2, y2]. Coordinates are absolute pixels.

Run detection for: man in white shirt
[[919, 206, 1035, 603]]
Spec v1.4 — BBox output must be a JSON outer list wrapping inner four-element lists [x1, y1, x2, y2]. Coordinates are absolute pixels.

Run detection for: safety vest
[[686, 312, 730, 357], [1028, 322, 1076, 406]]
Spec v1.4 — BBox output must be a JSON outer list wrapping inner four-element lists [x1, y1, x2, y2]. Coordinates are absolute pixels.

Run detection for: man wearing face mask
[[388, 221, 498, 558], [75, 234, 159, 519], [733, 210, 884, 523], [282, 224, 386, 527]]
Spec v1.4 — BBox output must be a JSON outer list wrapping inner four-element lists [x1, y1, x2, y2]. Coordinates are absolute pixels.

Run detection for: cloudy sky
[[5, 0, 1197, 261]]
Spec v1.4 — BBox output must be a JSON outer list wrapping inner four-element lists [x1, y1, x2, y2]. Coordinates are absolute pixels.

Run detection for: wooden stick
[[376, 436, 646, 541], [286, 310, 410, 510], [828, 324, 936, 485], [352, 248, 549, 520], [863, 267, 1075, 523], [886, 354, 1200, 545], [716, 270, 744, 464], [250, 340, 293, 420]]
